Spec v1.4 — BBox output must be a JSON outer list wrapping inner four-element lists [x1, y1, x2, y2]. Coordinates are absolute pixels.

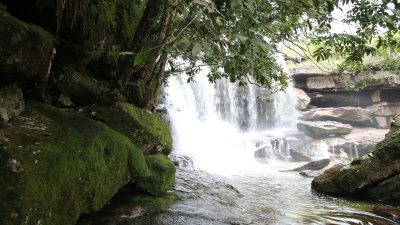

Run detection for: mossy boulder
[[135, 153, 176, 196], [312, 114, 400, 204], [0, 9, 55, 84], [0, 102, 151, 225], [50, 66, 98, 106], [92, 102, 172, 155]]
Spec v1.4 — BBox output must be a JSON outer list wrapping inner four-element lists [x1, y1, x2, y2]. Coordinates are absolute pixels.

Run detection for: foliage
[[160, 0, 400, 89]]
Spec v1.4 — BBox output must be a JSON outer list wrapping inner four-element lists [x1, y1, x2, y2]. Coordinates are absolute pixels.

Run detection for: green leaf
[[251, 38, 270, 50], [134, 48, 152, 66], [235, 34, 248, 42]]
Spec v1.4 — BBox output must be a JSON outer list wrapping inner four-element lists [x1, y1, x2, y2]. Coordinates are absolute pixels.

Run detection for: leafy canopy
[[161, 0, 400, 88]]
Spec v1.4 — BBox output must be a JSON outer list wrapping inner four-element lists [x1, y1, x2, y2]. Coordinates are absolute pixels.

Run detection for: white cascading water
[[164, 56, 299, 175]]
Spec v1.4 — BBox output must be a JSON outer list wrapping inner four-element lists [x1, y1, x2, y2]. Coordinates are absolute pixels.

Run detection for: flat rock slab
[[297, 120, 352, 137], [300, 107, 377, 127]]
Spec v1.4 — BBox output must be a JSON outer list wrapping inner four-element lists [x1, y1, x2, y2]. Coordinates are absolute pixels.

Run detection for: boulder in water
[[297, 120, 352, 137], [311, 114, 400, 204], [291, 159, 330, 171], [135, 153, 176, 196], [290, 149, 312, 162]]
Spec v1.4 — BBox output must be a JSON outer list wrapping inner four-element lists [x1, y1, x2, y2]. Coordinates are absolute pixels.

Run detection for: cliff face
[[291, 67, 400, 158], [0, 1, 175, 224], [290, 67, 400, 205]]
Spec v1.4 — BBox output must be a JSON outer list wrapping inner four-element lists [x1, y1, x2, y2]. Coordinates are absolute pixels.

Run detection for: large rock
[[91, 102, 173, 155], [297, 120, 352, 137], [135, 153, 176, 196], [293, 88, 311, 110], [0, 83, 24, 126], [50, 66, 98, 106], [300, 107, 377, 127], [0, 102, 151, 225], [291, 159, 330, 171], [289, 149, 312, 162], [311, 114, 400, 204], [367, 101, 400, 128], [0, 9, 55, 84]]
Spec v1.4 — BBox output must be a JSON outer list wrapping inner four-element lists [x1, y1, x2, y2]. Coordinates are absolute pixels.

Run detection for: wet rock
[[366, 173, 400, 203], [76, 184, 177, 225], [299, 170, 323, 177], [170, 154, 194, 169], [300, 107, 377, 127], [311, 114, 400, 204], [372, 206, 400, 223], [0, 83, 24, 126], [0, 9, 55, 84], [0, 102, 151, 225], [91, 102, 173, 155], [300, 170, 312, 177], [297, 120, 352, 137], [290, 149, 312, 162], [291, 159, 330, 171], [293, 87, 311, 110], [135, 153, 176, 196], [254, 148, 268, 158]]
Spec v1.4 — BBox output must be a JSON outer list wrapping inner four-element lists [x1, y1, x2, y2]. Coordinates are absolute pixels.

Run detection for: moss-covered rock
[[312, 114, 400, 204], [50, 66, 98, 106], [92, 102, 172, 155], [0, 102, 151, 225], [76, 188, 176, 224], [135, 153, 176, 196], [0, 9, 55, 84]]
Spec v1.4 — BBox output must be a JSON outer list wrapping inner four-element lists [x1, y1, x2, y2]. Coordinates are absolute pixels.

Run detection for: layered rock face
[[312, 114, 400, 204], [0, 1, 176, 225], [292, 69, 400, 128], [291, 67, 400, 158]]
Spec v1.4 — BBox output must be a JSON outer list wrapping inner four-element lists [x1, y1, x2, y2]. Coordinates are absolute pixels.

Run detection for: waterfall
[[164, 56, 298, 174]]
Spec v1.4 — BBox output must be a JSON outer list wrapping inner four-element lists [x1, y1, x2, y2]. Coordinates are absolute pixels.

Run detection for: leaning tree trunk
[[119, 0, 172, 110]]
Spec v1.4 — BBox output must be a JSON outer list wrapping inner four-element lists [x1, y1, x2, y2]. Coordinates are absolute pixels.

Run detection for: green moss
[[0, 9, 54, 83], [135, 153, 176, 196], [0, 102, 150, 225], [93, 102, 172, 155]]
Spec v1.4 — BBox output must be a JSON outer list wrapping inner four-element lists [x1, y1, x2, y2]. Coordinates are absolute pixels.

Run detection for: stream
[[79, 63, 398, 224], [153, 158, 395, 225]]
